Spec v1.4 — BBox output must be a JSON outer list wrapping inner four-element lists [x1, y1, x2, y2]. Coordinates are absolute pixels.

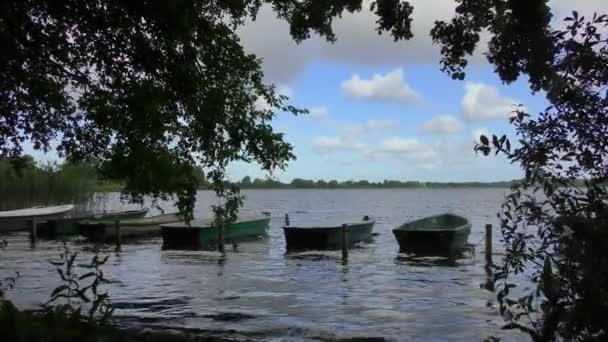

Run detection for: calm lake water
[[0, 189, 528, 341]]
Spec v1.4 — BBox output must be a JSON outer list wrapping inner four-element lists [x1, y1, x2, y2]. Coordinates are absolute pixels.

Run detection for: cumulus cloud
[[238, 1, 464, 83], [420, 114, 463, 134], [342, 68, 421, 103], [255, 84, 293, 111], [368, 137, 437, 164], [237, 1, 594, 83], [308, 106, 329, 120], [365, 119, 400, 129], [377, 137, 430, 154], [312, 118, 399, 155], [312, 136, 367, 154], [462, 82, 521, 121], [343, 119, 400, 137]]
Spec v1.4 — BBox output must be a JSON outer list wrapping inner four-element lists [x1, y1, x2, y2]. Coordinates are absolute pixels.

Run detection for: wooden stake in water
[[218, 221, 225, 255], [30, 217, 37, 245], [341, 223, 349, 261], [485, 224, 492, 266], [284, 213, 290, 226], [483, 223, 495, 291], [114, 220, 121, 249]]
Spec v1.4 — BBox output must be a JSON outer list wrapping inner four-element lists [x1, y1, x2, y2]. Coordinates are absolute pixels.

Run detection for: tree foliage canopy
[[470, 7, 608, 342], [0, 0, 420, 219], [3, 1, 608, 338]]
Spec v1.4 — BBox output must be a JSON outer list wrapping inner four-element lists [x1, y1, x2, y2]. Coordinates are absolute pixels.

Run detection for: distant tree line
[[233, 176, 514, 189]]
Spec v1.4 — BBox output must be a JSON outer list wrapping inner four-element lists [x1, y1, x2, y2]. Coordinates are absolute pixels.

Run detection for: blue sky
[[228, 63, 543, 183], [225, 0, 604, 183], [24, 0, 603, 183]]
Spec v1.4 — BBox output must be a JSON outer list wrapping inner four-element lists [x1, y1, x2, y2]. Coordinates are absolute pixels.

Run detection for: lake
[[0, 189, 528, 341]]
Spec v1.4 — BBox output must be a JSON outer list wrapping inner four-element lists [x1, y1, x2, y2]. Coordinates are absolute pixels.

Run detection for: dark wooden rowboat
[[161, 214, 271, 249], [283, 216, 375, 252], [393, 213, 471, 256]]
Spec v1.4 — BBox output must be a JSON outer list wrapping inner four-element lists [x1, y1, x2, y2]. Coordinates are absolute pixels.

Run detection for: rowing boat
[[38, 209, 148, 237], [392, 213, 471, 255], [0, 205, 74, 232], [78, 213, 180, 242], [161, 214, 271, 249], [283, 216, 375, 252]]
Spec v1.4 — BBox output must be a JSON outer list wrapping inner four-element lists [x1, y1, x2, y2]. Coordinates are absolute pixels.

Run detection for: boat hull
[[161, 217, 271, 249], [0, 205, 74, 232], [283, 221, 375, 252], [392, 214, 471, 256], [78, 213, 180, 242], [38, 209, 148, 237]]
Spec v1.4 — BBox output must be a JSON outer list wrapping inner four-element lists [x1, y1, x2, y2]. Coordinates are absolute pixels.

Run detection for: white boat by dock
[[0, 205, 75, 232]]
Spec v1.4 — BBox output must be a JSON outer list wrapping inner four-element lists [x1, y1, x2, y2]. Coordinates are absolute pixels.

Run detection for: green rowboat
[[283, 217, 375, 252], [161, 214, 271, 249], [392, 213, 471, 255], [38, 209, 148, 237], [78, 213, 180, 242]]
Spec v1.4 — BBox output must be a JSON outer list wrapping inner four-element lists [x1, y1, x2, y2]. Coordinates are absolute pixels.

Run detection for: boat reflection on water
[[394, 250, 475, 267]]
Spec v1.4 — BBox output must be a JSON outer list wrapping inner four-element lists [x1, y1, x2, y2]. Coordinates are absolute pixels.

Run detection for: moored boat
[[161, 214, 271, 249], [283, 216, 375, 252], [38, 209, 149, 237], [392, 213, 471, 256], [0, 205, 75, 232], [78, 212, 180, 242]]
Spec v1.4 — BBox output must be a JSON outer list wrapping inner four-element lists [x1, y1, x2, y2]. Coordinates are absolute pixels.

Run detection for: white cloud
[[376, 137, 433, 155], [462, 82, 522, 121], [550, 1, 607, 23], [312, 118, 399, 155], [238, 1, 462, 83], [255, 84, 293, 111], [366, 119, 400, 130], [420, 114, 463, 134], [343, 119, 400, 137], [312, 136, 367, 154], [237, 1, 596, 83], [341, 68, 421, 103], [308, 106, 329, 120], [362, 136, 440, 169]]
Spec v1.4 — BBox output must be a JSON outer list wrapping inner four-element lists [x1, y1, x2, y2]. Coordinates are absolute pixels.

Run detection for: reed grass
[[0, 159, 100, 211]]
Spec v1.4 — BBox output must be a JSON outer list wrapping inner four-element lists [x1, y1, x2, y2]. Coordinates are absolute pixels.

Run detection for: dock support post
[[284, 213, 290, 226], [483, 223, 494, 291], [114, 220, 121, 250], [218, 223, 225, 255], [485, 224, 492, 266], [30, 217, 37, 245], [341, 224, 348, 262]]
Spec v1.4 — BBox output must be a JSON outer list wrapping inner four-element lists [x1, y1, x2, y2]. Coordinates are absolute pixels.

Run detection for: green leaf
[[480, 135, 489, 145]]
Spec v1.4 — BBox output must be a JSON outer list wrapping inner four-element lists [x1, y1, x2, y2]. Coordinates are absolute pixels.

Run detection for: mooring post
[[284, 213, 290, 226], [30, 217, 37, 245], [485, 224, 492, 266], [483, 223, 495, 291], [114, 220, 121, 250], [217, 225, 226, 255], [341, 223, 349, 261], [217, 221, 225, 255]]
